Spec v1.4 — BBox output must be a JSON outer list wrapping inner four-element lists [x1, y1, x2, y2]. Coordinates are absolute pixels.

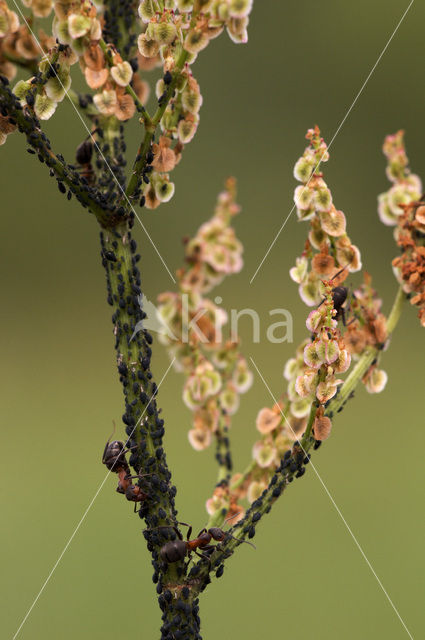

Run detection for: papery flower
[[336, 242, 362, 273], [284, 415, 307, 441], [34, 93, 57, 120], [294, 156, 315, 183], [294, 185, 314, 210], [256, 407, 281, 434], [84, 67, 108, 90], [289, 256, 308, 284], [182, 361, 222, 409], [295, 370, 317, 398], [306, 309, 325, 333], [283, 357, 299, 380], [152, 136, 177, 172], [182, 76, 202, 114], [364, 368, 388, 394], [316, 374, 343, 403], [299, 274, 322, 306], [226, 16, 248, 43], [316, 338, 339, 365], [229, 0, 253, 18], [154, 174, 175, 202], [247, 480, 267, 504], [333, 349, 351, 373], [232, 359, 253, 393], [311, 249, 335, 276], [188, 427, 212, 450], [303, 342, 322, 369], [111, 61, 133, 87], [68, 14, 91, 39], [219, 384, 240, 415], [114, 91, 136, 121], [178, 113, 198, 143], [314, 186, 332, 212], [319, 208, 346, 237], [93, 89, 117, 115], [137, 33, 160, 58], [290, 397, 311, 419], [313, 410, 332, 441], [252, 440, 277, 468]]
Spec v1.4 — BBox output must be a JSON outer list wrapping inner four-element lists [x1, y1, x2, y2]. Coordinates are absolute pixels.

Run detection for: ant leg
[[176, 522, 192, 540], [194, 550, 212, 570]]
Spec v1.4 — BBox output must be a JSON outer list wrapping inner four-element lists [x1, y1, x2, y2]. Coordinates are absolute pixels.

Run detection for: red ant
[[318, 265, 351, 325], [75, 133, 96, 185], [116, 469, 150, 511], [102, 429, 150, 512], [160, 522, 255, 564]]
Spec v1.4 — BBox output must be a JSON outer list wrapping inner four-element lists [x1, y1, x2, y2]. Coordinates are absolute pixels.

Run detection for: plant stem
[[124, 46, 190, 201], [99, 223, 182, 587]]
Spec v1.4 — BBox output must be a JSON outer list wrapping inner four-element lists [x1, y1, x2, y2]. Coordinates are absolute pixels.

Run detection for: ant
[[160, 522, 255, 565], [75, 133, 96, 185], [102, 438, 130, 474], [318, 265, 350, 325], [116, 470, 150, 511], [102, 430, 150, 511]]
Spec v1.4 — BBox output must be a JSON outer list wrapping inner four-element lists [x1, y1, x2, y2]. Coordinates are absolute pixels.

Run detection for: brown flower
[[152, 136, 176, 172]]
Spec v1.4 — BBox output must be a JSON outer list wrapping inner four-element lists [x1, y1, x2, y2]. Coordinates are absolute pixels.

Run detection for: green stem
[[100, 224, 181, 586], [124, 46, 190, 201]]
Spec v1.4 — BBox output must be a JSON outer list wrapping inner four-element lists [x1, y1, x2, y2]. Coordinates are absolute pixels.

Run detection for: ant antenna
[[224, 512, 241, 525], [328, 263, 350, 284], [105, 420, 116, 445], [227, 533, 256, 550]]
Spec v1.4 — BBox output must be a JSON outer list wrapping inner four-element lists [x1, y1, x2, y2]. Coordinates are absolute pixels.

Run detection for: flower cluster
[[290, 125, 362, 306], [377, 130, 422, 227], [13, 45, 74, 120], [344, 272, 388, 364], [157, 178, 252, 451], [392, 201, 425, 327], [0, 0, 54, 83], [136, 0, 253, 206], [379, 132, 425, 328]]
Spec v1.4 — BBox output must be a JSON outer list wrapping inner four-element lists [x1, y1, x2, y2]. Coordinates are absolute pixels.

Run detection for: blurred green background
[[1, 1, 424, 638]]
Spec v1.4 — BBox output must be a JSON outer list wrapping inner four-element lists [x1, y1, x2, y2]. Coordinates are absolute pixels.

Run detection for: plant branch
[[0, 78, 113, 223], [190, 284, 406, 588]]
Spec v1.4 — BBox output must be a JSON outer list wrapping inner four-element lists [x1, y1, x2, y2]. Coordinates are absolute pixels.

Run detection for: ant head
[[208, 527, 226, 542]]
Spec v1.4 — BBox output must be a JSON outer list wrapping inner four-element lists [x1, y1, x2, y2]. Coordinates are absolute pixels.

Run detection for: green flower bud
[[13, 80, 32, 103], [154, 175, 175, 203], [175, 73, 188, 92], [45, 67, 71, 102], [155, 78, 165, 99], [176, 0, 193, 10], [197, 0, 214, 9], [111, 61, 133, 87], [34, 93, 57, 120], [293, 156, 315, 183], [229, 0, 253, 18], [184, 29, 209, 53], [137, 33, 160, 58], [54, 18, 72, 44], [177, 114, 198, 143], [68, 13, 91, 39], [217, 2, 230, 20], [138, 0, 156, 22], [153, 21, 177, 45]]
